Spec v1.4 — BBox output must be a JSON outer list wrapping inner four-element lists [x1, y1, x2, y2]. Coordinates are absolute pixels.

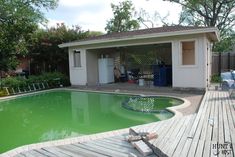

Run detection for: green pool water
[[0, 90, 179, 153]]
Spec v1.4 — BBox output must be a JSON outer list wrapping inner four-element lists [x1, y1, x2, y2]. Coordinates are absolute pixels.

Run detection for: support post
[[218, 52, 221, 76]]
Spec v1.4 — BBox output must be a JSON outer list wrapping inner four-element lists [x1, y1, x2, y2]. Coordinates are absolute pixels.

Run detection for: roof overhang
[[59, 27, 220, 48]]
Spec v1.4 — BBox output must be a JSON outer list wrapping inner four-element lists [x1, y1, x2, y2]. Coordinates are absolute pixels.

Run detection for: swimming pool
[[0, 90, 182, 153]]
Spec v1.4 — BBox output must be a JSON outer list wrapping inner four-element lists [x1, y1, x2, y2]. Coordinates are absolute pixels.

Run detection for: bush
[[1, 72, 70, 89], [0, 89, 8, 97], [211, 74, 221, 83], [39, 72, 70, 87], [1, 77, 26, 88]]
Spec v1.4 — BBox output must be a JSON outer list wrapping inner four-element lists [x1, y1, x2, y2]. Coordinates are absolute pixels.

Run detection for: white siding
[[172, 36, 206, 89], [69, 48, 87, 85]]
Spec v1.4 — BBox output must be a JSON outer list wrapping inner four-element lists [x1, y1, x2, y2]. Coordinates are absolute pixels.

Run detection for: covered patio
[[85, 43, 172, 87]]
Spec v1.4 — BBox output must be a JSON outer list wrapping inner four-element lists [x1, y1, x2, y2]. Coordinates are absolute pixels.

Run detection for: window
[[74, 50, 81, 67], [181, 41, 195, 65]]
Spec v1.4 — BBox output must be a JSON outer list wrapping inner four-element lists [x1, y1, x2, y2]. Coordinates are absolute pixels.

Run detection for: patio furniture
[[221, 71, 235, 90], [221, 71, 235, 97], [130, 69, 140, 81]]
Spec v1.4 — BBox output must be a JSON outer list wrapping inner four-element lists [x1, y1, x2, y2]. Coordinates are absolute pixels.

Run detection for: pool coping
[[0, 88, 191, 156]]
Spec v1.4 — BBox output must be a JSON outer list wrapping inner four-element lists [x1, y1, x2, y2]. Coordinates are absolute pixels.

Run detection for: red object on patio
[[128, 80, 135, 83]]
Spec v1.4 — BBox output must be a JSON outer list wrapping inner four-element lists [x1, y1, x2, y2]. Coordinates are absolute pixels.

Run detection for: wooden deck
[[132, 91, 235, 157], [14, 134, 156, 157], [11, 91, 235, 157]]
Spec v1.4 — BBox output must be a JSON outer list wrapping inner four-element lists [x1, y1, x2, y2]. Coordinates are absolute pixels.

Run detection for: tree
[[0, 0, 58, 72], [165, 0, 235, 52], [29, 24, 102, 75], [136, 8, 171, 28], [105, 0, 140, 33], [166, 0, 235, 34]]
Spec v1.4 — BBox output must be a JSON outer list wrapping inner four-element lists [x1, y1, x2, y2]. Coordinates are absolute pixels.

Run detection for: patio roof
[[59, 25, 219, 48]]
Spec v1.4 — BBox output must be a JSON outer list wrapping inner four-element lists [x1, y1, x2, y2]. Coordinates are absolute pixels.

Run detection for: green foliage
[[38, 72, 70, 87], [169, 0, 235, 52], [0, 0, 58, 71], [213, 34, 235, 52], [105, 0, 140, 33], [29, 24, 99, 75], [211, 74, 221, 83], [1, 77, 26, 88], [1, 72, 70, 90], [0, 89, 8, 97]]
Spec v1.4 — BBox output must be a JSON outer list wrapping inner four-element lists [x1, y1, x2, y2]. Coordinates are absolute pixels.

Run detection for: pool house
[[59, 26, 219, 91]]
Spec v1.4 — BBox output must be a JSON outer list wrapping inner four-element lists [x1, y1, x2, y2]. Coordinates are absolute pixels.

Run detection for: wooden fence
[[212, 52, 235, 74]]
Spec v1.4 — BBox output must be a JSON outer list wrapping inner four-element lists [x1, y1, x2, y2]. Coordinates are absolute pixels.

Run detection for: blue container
[[153, 65, 171, 86]]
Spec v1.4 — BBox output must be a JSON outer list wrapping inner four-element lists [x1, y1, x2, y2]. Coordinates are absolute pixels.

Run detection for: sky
[[43, 0, 182, 33]]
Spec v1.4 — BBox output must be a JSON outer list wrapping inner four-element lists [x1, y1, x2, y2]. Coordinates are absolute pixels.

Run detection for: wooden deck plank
[[200, 91, 214, 142], [212, 91, 219, 142], [14, 154, 26, 157], [195, 140, 205, 157], [78, 142, 129, 157], [165, 115, 193, 156], [210, 141, 218, 157], [26, 150, 48, 157], [187, 92, 212, 157], [42, 147, 72, 157], [223, 92, 235, 157], [222, 92, 232, 144], [87, 139, 141, 155], [179, 138, 193, 157], [151, 118, 177, 147], [18, 152, 35, 157], [159, 117, 188, 152], [218, 93, 225, 145], [101, 138, 134, 148], [188, 91, 209, 138], [49, 146, 84, 157], [148, 119, 174, 145], [157, 118, 184, 149], [227, 92, 235, 122], [172, 115, 197, 157], [206, 92, 215, 142], [58, 144, 107, 157], [202, 140, 211, 157], [34, 149, 59, 157]]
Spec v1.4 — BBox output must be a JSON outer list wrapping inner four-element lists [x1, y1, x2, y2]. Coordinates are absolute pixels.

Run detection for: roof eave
[[58, 27, 220, 48]]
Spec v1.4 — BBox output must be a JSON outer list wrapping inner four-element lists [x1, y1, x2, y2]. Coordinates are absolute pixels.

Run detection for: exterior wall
[[205, 36, 213, 89], [172, 35, 207, 89], [69, 48, 87, 85]]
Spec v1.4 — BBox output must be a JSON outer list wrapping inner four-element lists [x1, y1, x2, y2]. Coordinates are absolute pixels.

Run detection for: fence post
[[218, 52, 221, 76], [228, 52, 230, 71]]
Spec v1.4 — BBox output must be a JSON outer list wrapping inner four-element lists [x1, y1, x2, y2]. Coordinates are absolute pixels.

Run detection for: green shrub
[[211, 74, 221, 83], [40, 72, 70, 87], [0, 89, 8, 97], [1, 72, 70, 90], [1, 77, 26, 88]]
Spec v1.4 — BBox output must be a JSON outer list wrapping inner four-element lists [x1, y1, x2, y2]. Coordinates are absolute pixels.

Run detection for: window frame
[[73, 50, 81, 68], [179, 39, 198, 67]]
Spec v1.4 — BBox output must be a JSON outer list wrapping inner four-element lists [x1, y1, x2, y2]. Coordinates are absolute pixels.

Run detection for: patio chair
[[130, 69, 140, 80], [221, 71, 235, 97]]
